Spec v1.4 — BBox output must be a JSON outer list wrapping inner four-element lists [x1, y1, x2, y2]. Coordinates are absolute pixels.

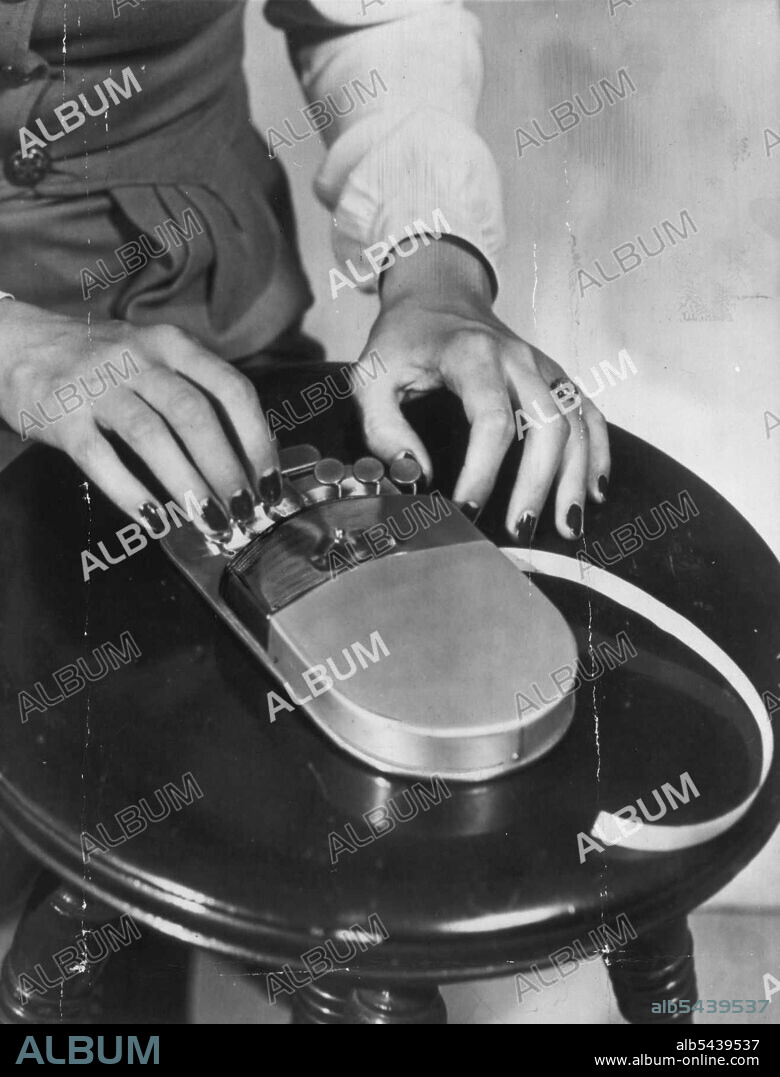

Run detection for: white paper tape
[[502, 548, 774, 853]]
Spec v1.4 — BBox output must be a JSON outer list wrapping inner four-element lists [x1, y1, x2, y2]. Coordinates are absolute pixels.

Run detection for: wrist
[[380, 234, 496, 312]]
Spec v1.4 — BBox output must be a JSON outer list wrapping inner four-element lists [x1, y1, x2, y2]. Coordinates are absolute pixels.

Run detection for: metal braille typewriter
[[162, 445, 577, 781]]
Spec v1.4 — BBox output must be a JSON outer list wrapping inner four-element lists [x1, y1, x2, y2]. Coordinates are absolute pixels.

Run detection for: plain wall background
[[244, 0, 780, 908]]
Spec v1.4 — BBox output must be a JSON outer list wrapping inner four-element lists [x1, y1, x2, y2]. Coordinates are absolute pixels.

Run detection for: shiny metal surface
[[162, 446, 578, 781], [269, 541, 577, 780], [277, 444, 321, 476], [389, 455, 423, 493], [313, 457, 346, 493], [163, 520, 577, 781], [353, 456, 385, 492]]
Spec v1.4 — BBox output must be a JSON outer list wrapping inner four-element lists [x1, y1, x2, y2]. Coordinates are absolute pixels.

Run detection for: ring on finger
[[549, 376, 582, 418]]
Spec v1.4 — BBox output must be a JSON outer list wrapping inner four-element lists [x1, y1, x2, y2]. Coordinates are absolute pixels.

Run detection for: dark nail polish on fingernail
[[230, 488, 256, 523], [456, 500, 481, 524], [200, 498, 230, 534], [566, 504, 583, 539], [139, 502, 165, 534], [515, 512, 537, 546], [598, 474, 609, 501], [259, 468, 283, 507]]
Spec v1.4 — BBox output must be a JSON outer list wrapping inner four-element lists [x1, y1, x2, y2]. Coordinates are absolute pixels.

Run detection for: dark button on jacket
[[4, 144, 49, 185]]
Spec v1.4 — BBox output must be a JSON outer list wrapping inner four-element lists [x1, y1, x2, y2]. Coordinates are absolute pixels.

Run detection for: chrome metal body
[[161, 445, 577, 781]]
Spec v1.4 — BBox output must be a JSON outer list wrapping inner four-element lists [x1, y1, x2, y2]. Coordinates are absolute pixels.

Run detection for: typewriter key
[[313, 457, 346, 498], [353, 456, 385, 493], [389, 455, 422, 494]]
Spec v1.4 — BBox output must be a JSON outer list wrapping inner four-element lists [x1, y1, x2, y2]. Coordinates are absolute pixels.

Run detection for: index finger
[[143, 326, 279, 494]]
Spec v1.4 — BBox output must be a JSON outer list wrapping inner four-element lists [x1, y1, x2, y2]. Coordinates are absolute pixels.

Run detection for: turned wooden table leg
[[291, 977, 447, 1024], [346, 983, 447, 1025], [604, 916, 698, 1024], [291, 975, 355, 1024], [0, 877, 139, 1024]]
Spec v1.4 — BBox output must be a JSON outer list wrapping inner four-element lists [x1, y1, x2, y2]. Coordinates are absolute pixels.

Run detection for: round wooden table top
[[0, 364, 778, 982]]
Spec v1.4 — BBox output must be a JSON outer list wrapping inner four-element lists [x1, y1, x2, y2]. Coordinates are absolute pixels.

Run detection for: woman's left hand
[[353, 238, 610, 541]]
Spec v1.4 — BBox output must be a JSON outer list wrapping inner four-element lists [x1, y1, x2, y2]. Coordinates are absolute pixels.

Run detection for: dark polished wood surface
[[0, 363, 778, 982]]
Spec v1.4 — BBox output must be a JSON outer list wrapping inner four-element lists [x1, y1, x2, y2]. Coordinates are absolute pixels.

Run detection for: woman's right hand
[[0, 301, 279, 533]]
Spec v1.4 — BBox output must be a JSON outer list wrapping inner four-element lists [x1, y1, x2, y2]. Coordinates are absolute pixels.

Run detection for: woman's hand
[[0, 301, 279, 534], [354, 239, 610, 541]]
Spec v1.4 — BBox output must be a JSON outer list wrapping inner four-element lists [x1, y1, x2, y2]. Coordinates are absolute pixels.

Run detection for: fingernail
[[597, 474, 609, 501], [515, 512, 537, 546], [200, 497, 231, 534], [259, 468, 283, 507], [566, 504, 583, 539], [230, 488, 256, 523], [139, 502, 166, 535], [456, 500, 481, 523]]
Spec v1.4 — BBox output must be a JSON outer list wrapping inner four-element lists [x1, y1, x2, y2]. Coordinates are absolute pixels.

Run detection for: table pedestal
[[291, 978, 448, 1025], [606, 917, 697, 1025]]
